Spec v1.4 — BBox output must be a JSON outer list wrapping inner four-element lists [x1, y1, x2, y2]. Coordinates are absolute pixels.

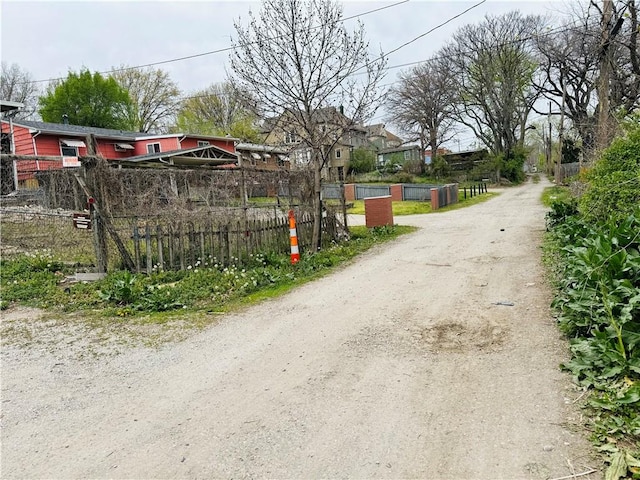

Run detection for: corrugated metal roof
[[10, 120, 175, 141]]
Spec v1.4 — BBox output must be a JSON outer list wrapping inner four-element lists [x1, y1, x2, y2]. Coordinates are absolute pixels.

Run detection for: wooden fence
[[128, 211, 340, 273]]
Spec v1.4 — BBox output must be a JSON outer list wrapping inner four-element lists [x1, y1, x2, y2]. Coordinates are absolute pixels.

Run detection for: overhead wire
[[22, 0, 411, 86]]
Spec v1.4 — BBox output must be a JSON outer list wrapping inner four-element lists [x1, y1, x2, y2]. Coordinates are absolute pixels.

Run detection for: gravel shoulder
[[0, 178, 600, 479]]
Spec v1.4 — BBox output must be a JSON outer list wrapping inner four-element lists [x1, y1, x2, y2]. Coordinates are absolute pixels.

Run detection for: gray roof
[[11, 120, 170, 141], [1, 100, 24, 112], [236, 142, 289, 154], [112, 145, 238, 168], [379, 144, 422, 155]]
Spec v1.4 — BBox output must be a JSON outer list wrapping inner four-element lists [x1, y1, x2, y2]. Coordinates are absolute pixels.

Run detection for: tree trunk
[[429, 129, 438, 169], [419, 128, 427, 175], [311, 160, 323, 252]]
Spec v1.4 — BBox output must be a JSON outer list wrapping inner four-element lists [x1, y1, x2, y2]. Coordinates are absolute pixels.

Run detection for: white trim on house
[[61, 139, 86, 148]]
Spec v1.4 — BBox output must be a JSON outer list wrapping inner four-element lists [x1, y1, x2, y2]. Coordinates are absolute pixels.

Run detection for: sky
[[1, 0, 574, 148]]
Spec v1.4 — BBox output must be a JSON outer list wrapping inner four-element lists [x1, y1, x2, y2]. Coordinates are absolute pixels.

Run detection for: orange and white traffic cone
[[288, 209, 300, 264]]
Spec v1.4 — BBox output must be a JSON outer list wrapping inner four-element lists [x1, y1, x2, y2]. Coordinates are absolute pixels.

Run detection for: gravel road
[[1, 177, 599, 479]]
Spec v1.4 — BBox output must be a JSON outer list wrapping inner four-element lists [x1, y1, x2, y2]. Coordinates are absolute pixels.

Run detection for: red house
[[0, 119, 239, 189]]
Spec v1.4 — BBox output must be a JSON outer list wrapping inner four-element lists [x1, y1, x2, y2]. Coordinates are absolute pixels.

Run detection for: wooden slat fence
[[130, 211, 339, 273]]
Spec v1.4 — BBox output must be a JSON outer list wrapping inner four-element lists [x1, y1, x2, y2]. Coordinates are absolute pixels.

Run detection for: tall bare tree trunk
[[312, 161, 323, 251]]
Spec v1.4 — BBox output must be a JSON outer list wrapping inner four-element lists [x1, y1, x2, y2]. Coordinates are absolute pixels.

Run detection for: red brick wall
[[431, 188, 439, 210], [365, 195, 393, 228], [390, 184, 402, 202], [344, 184, 355, 201]]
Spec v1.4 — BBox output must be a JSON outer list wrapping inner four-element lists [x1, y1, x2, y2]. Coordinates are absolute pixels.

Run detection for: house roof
[[10, 119, 174, 141], [442, 148, 488, 157], [181, 133, 239, 142], [9, 120, 241, 144], [366, 123, 403, 143], [110, 145, 238, 169], [261, 106, 368, 135], [236, 142, 289, 154], [378, 144, 422, 155], [1, 100, 24, 113]]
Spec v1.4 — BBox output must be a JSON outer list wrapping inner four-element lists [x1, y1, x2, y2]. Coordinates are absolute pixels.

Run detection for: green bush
[[547, 207, 640, 472], [545, 197, 579, 229], [348, 147, 377, 174], [579, 123, 640, 224], [494, 147, 527, 184]]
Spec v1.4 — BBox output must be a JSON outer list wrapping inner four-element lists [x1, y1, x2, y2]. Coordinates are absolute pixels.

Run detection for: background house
[[365, 124, 403, 150], [377, 145, 423, 171], [263, 108, 404, 181], [0, 119, 238, 190], [236, 143, 290, 171]]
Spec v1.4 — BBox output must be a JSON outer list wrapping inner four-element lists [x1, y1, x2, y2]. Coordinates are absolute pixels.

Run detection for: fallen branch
[[572, 388, 591, 404], [548, 468, 597, 480]]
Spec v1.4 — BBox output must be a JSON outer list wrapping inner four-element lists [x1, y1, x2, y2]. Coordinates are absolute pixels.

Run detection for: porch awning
[[263, 153, 271, 159], [115, 143, 135, 150], [61, 139, 86, 148], [251, 153, 261, 159]]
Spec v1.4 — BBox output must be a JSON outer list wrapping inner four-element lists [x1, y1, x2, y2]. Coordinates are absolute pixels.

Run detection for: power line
[[174, 1, 490, 103], [172, 22, 576, 105], [384, 0, 487, 59], [23, 0, 411, 86]]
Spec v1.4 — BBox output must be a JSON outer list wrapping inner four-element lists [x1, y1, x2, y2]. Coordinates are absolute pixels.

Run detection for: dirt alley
[[0, 177, 600, 479]]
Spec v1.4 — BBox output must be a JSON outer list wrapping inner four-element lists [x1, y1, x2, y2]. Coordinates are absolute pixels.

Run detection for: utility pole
[[548, 101, 553, 177], [557, 72, 567, 186], [598, 0, 614, 150]]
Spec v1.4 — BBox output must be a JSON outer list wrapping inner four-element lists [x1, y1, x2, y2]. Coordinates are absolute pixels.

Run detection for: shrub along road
[[1, 178, 599, 479]]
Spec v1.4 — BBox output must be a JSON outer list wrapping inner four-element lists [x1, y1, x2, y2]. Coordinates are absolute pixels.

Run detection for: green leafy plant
[[0, 251, 69, 308], [545, 198, 579, 229], [546, 201, 640, 476]]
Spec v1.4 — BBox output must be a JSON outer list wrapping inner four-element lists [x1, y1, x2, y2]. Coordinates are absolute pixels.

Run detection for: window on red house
[[61, 145, 78, 157]]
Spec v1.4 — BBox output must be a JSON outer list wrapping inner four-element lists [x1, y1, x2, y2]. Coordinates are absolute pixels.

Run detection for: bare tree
[[230, 0, 386, 250], [1, 62, 39, 119], [111, 66, 181, 133], [535, 13, 600, 155], [441, 12, 545, 162], [535, 1, 639, 157], [386, 61, 457, 173], [174, 83, 261, 142]]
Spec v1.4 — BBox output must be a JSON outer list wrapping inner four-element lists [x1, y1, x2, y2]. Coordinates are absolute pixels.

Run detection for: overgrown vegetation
[[544, 120, 640, 479], [1, 225, 415, 318], [578, 125, 640, 224]]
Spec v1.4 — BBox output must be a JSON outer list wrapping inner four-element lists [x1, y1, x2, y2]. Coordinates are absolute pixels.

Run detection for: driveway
[[0, 178, 598, 479]]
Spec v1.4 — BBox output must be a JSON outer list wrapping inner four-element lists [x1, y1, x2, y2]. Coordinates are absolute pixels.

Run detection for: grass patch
[[347, 200, 430, 215], [438, 192, 498, 212], [541, 185, 573, 207], [1, 225, 416, 341], [347, 191, 498, 215]]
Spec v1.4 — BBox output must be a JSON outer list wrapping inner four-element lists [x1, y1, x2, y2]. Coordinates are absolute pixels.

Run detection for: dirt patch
[[421, 320, 507, 352]]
